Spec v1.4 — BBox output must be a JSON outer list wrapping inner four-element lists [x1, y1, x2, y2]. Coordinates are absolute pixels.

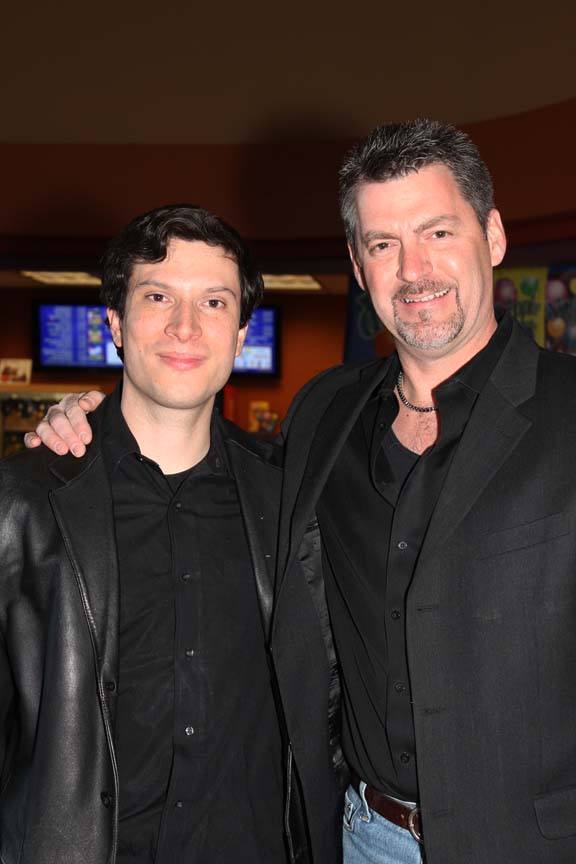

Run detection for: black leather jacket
[[0, 397, 331, 864]]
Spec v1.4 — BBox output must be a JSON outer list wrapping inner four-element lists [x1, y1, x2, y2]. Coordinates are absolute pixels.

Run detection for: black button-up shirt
[[101, 388, 285, 863], [317, 315, 512, 801]]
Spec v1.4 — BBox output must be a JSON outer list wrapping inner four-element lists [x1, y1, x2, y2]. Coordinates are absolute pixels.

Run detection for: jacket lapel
[[223, 419, 282, 640], [278, 357, 396, 587], [415, 321, 538, 569], [49, 452, 119, 668]]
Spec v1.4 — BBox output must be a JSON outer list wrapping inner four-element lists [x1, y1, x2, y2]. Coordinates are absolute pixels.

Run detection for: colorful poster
[[545, 266, 576, 355], [493, 267, 548, 347]]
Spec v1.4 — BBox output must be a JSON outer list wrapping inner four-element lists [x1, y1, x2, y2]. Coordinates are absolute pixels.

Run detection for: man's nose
[[164, 304, 202, 340], [397, 241, 432, 284]]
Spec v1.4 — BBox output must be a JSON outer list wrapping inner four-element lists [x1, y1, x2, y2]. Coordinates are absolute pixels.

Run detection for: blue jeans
[[343, 783, 424, 864]]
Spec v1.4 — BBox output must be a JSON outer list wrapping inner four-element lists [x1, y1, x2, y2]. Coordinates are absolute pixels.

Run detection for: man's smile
[[401, 287, 451, 304]]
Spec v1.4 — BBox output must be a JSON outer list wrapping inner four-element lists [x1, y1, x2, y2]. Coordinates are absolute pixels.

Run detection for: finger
[[39, 408, 87, 457], [23, 431, 42, 449], [77, 390, 105, 412], [63, 401, 95, 446], [33, 417, 75, 456]]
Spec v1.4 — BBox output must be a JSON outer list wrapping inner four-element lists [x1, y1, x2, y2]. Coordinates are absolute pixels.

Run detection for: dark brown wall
[[1, 99, 575, 427], [2, 98, 575, 243]]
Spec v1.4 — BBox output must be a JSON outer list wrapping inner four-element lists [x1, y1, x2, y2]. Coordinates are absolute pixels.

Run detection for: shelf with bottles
[[0, 383, 112, 457]]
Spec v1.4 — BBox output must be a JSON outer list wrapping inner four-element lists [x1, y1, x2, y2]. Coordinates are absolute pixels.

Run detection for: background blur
[[1, 0, 575, 451]]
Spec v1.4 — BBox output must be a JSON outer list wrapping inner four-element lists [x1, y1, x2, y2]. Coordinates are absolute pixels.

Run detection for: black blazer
[[274, 319, 576, 863], [0, 397, 294, 864]]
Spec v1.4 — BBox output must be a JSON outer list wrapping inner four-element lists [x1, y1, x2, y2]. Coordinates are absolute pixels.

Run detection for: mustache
[[394, 280, 453, 301]]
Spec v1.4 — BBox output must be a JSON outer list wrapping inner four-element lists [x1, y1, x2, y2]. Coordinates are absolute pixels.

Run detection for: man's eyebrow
[[362, 230, 398, 246], [415, 215, 462, 233], [133, 279, 171, 290], [361, 215, 462, 246]]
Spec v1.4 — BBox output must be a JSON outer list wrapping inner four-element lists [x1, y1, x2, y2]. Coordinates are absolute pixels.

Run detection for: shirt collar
[[438, 311, 513, 396], [101, 383, 229, 478], [376, 311, 513, 402]]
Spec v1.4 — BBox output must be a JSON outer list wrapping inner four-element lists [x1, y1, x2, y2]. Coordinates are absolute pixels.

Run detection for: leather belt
[[351, 776, 423, 844]]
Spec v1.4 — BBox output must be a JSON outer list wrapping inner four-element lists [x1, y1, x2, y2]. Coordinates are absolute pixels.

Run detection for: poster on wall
[[545, 266, 576, 355], [493, 267, 548, 347]]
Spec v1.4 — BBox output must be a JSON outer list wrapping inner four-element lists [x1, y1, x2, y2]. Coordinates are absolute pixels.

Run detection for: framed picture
[[0, 358, 33, 385]]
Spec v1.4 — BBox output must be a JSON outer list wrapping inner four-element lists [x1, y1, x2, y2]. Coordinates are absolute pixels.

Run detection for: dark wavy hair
[[100, 204, 264, 327], [339, 119, 495, 255]]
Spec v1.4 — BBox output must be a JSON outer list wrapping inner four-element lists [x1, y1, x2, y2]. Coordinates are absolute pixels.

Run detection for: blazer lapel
[[225, 429, 282, 640], [415, 321, 539, 569], [278, 357, 396, 587], [49, 453, 119, 667]]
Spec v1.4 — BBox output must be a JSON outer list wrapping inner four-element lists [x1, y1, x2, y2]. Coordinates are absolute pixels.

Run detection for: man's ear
[[107, 308, 123, 348], [347, 243, 367, 293], [235, 323, 248, 357], [486, 209, 507, 268]]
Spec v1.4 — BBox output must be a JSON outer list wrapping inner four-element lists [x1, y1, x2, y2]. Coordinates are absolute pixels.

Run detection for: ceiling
[[2, 0, 575, 145]]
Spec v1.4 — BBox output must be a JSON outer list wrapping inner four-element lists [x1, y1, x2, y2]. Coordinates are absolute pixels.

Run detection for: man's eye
[[371, 242, 390, 253], [147, 293, 166, 302], [433, 230, 450, 239], [206, 298, 225, 308]]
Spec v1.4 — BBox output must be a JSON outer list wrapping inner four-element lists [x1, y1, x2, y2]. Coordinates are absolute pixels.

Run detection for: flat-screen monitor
[[37, 304, 122, 370], [233, 306, 280, 376], [36, 303, 280, 375]]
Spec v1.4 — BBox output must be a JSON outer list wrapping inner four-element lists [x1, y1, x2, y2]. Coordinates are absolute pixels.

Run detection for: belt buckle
[[407, 806, 423, 844]]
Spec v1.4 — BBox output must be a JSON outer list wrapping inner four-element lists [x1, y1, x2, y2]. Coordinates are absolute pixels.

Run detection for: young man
[[32, 120, 576, 863], [1, 205, 344, 864]]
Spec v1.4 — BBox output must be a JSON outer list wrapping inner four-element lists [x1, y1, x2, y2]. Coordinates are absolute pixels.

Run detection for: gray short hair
[[339, 119, 495, 255]]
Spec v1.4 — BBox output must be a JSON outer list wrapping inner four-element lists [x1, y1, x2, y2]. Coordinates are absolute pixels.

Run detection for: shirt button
[[398, 540, 408, 550], [104, 680, 116, 692], [185, 726, 195, 736], [391, 609, 401, 620], [174, 501, 182, 511], [400, 752, 411, 764], [185, 648, 195, 658], [175, 800, 184, 809], [181, 573, 191, 582], [394, 681, 407, 693], [100, 791, 113, 807]]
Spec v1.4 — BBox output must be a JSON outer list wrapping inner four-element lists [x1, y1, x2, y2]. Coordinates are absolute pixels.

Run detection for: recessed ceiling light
[[262, 274, 321, 291], [21, 271, 323, 291], [21, 271, 101, 286]]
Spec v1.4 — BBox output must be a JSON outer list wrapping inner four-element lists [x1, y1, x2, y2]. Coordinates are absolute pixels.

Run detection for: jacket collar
[[47, 395, 109, 485], [220, 414, 283, 467], [278, 356, 396, 583], [279, 319, 539, 584]]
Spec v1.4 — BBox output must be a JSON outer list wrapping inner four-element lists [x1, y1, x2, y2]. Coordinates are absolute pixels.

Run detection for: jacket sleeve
[[0, 473, 18, 793], [0, 624, 16, 792]]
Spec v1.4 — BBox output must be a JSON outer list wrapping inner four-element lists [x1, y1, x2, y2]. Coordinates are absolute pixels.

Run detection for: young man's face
[[107, 238, 247, 417], [350, 163, 506, 360]]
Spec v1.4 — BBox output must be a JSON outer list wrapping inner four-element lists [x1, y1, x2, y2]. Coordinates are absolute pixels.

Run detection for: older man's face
[[350, 164, 506, 360]]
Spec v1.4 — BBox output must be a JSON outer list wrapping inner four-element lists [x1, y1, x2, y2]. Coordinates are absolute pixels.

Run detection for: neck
[[120, 389, 214, 474], [396, 317, 497, 404]]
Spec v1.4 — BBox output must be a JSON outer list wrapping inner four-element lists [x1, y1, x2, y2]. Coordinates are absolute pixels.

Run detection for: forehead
[[129, 238, 241, 289], [355, 164, 475, 227]]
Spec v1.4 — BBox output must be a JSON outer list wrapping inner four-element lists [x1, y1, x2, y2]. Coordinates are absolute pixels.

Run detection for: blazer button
[[100, 791, 113, 808]]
